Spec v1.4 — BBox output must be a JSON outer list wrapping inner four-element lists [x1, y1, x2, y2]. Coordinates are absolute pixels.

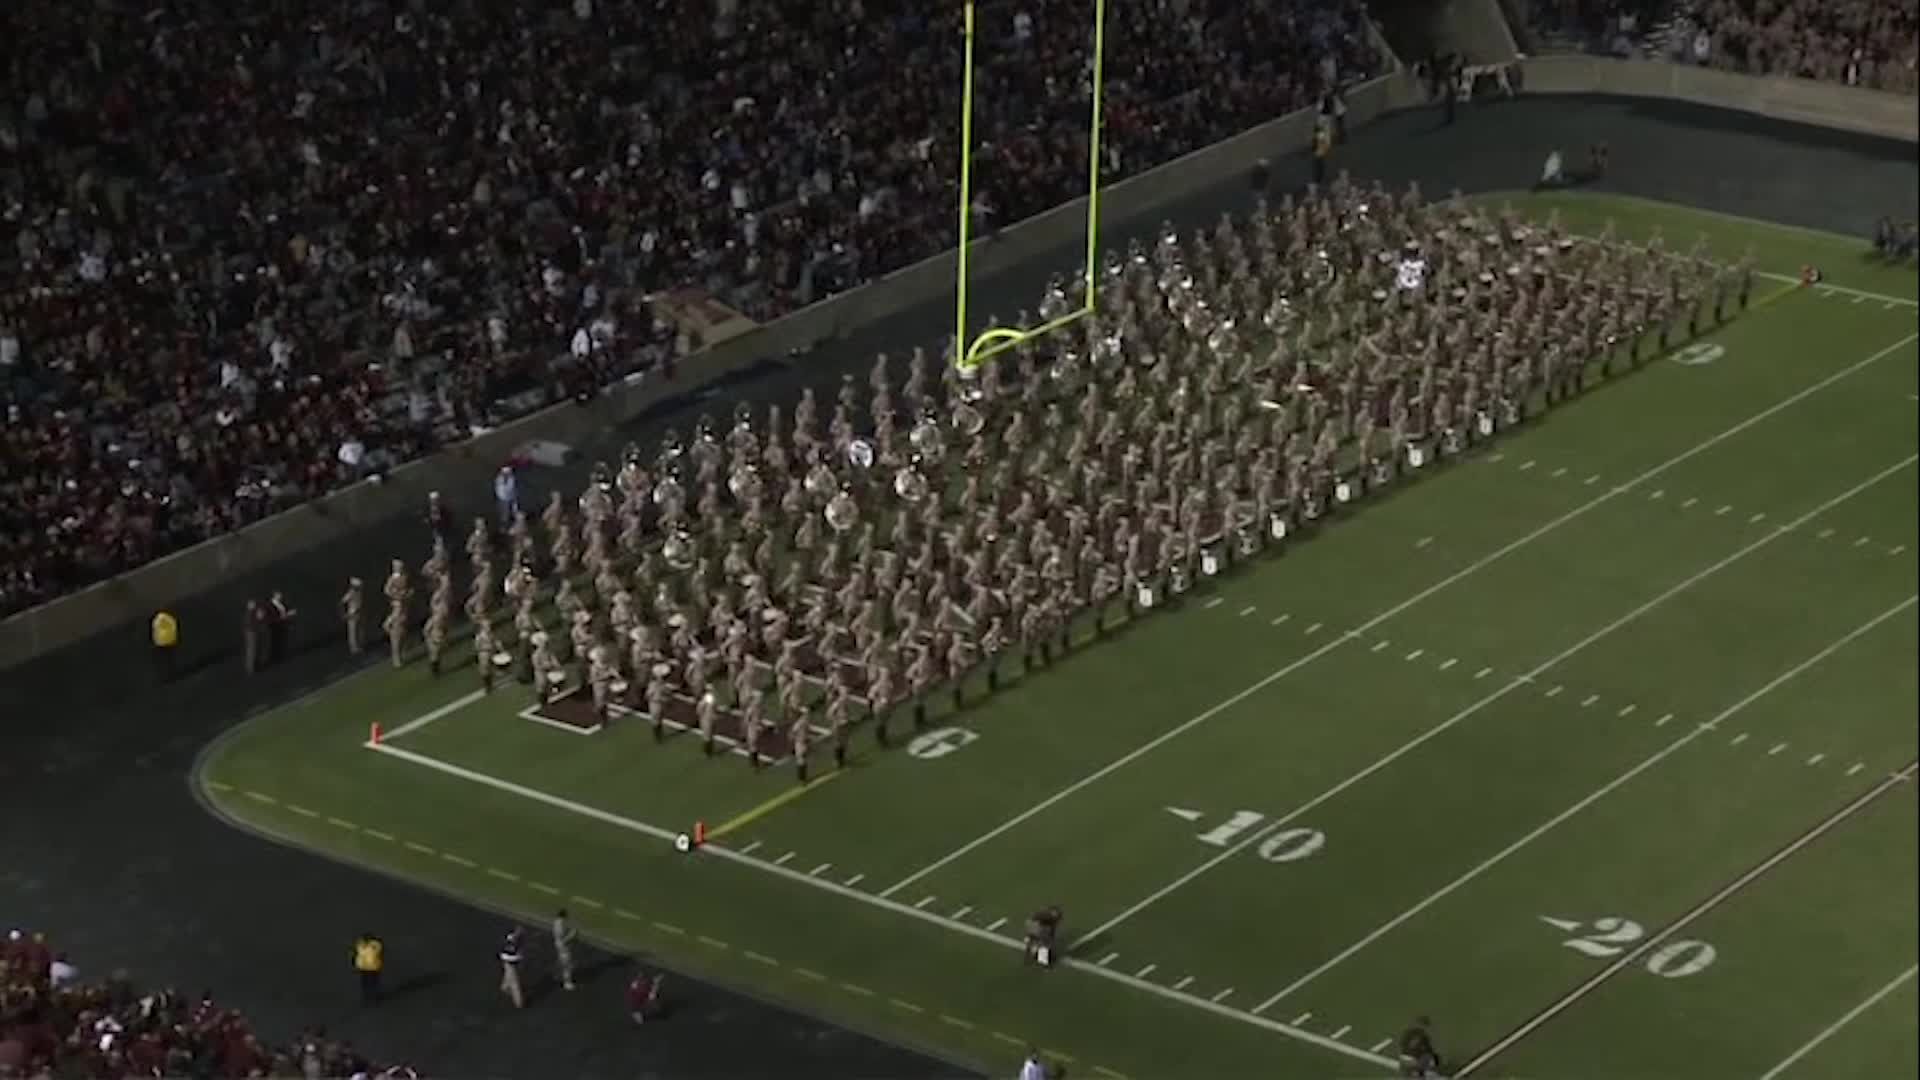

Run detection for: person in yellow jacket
[[150, 610, 179, 683], [353, 932, 384, 1004]]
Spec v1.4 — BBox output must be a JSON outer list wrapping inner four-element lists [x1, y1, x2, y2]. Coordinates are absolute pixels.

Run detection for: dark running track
[[0, 94, 1912, 1080]]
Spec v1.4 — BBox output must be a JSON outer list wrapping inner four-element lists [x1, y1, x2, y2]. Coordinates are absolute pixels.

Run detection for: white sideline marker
[[1415, 536, 1435, 549], [1853, 535, 1872, 548], [1817, 528, 1836, 540], [951, 905, 973, 921], [1682, 497, 1700, 509], [1292, 1012, 1314, 1026], [1239, 606, 1258, 617], [1749, 512, 1767, 524], [1305, 622, 1323, 635], [1332, 1025, 1352, 1040], [1768, 743, 1788, 756], [1715, 504, 1733, 516], [1580, 694, 1600, 707], [914, 895, 938, 910], [1211, 988, 1235, 1003], [873, 339, 1917, 925], [1371, 1038, 1394, 1054], [1372, 640, 1391, 653], [1174, 976, 1195, 990], [1135, 964, 1158, 978], [1650, 489, 1665, 500], [986, 917, 1007, 932], [1583, 475, 1601, 486], [1255, 597, 1918, 1018], [1203, 597, 1224, 609], [1891, 545, 1908, 556], [1099, 952, 1121, 967], [1807, 753, 1825, 766], [774, 851, 797, 866], [1617, 704, 1637, 717], [1271, 614, 1291, 626], [809, 862, 833, 877], [844, 873, 865, 887], [739, 840, 763, 855], [1758, 965, 1920, 1080], [1551, 467, 1569, 478], [1405, 649, 1425, 662], [1487, 453, 1506, 463], [1731, 732, 1751, 746], [1655, 712, 1674, 727], [1438, 658, 1458, 671], [1519, 460, 1537, 471], [381, 689, 486, 741], [1847, 762, 1866, 776], [1474, 667, 1494, 680], [1545, 685, 1564, 698]]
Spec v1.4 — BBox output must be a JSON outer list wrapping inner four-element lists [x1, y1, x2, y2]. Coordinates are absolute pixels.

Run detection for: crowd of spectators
[[1533, 0, 1918, 92], [0, 930, 411, 1079], [0, 0, 1379, 619]]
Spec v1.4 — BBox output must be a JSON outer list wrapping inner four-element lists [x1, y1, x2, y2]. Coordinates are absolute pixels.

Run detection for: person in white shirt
[[493, 466, 519, 526], [1018, 1051, 1048, 1080], [49, 953, 78, 987], [1, 325, 21, 368], [571, 327, 593, 358]]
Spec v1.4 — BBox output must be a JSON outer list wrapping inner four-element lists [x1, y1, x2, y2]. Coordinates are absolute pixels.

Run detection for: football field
[[200, 193, 1920, 1079]]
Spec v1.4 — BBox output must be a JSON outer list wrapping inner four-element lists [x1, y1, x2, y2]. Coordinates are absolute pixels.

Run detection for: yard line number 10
[[1192, 810, 1328, 863]]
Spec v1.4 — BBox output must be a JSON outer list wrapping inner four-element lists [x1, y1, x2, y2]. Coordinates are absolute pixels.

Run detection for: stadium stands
[[0, 0, 1379, 619], [0, 930, 412, 1078]]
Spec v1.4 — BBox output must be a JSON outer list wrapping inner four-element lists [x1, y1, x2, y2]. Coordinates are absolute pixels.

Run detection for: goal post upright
[[952, 0, 1110, 374]]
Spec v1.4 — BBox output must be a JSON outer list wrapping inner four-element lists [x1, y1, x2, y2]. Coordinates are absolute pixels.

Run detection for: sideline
[[879, 329, 1919, 901], [1757, 963, 1920, 1080]]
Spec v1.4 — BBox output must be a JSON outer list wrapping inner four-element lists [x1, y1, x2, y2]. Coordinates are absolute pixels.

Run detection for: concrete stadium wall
[[0, 72, 1416, 672], [1519, 56, 1920, 143]]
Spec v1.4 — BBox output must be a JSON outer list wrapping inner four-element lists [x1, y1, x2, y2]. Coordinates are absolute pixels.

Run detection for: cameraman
[[1023, 906, 1062, 968]]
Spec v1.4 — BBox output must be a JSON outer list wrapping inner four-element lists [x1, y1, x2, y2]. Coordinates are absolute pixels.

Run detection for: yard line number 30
[[1545, 915, 1719, 978]]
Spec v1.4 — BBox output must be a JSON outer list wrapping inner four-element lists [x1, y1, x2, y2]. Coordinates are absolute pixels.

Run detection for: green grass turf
[[200, 193, 1920, 1079]]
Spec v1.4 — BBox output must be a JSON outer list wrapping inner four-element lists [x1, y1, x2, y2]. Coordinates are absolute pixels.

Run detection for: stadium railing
[[1516, 55, 1920, 142], [0, 70, 1424, 672]]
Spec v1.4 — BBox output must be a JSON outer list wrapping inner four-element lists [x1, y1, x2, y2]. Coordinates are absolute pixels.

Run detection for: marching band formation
[[363, 177, 1751, 779]]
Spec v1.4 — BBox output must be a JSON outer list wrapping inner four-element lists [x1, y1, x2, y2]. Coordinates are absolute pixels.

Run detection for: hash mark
[[809, 862, 832, 877], [1551, 467, 1569, 478], [1438, 658, 1458, 671], [1580, 694, 1601, 707], [1731, 732, 1750, 746], [1715, 504, 1733, 516], [1583, 475, 1600, 486], [1853, 536, 1872, 548], [1891, 545, 1908, 556], [1371, 1038, 1394, 1053], [1807, 753, 1825, 766], [1617, 704, 1637, 717], [987, 917, 1008, 932], [1656, 713, 1674, 727], [1292, 1011, 1314, 1026], [326, 817, 357, 830], [739, 840, 762, 855], [1099, 952, 1121, 967], [441, 853, 476, 868], [1135, 964, 1158, 978], [1405, 649, 1425, 661], [1271, 614, 1291, 626], [1681, 497, 1700, 509], [1238, 606, 1257, 617], [952, 905, 973, 921], [1305, 622, 1323, 635], [891, 999, 925, 1014], [485, 867, 519, 882], [1519, 460, 1537, 471], [1203, 597, 1224, 609], [1769, 743, 1788, 756], [363, 828, 395, 842], [1373, 640, 1391, 652], [774, 851, 796, 866], [1174, 976, 1194, 990], [1650, 489, 1665, 500], [1487, 453, 1506, 463], [844, 873, 865, 887], [287, 804, 320, 819], [1848, 762, 1866, 776], [914, 895, 938, 909], [1475, 667, 1494, 679], [1415, 536, 1434, 549], [1212, 988, 1235, 1003], [403, 841, 436, 856], [1545, 685, 1564, 698], [1817, 528, 1836, 540], [1332, 1024, 1352, 1040]]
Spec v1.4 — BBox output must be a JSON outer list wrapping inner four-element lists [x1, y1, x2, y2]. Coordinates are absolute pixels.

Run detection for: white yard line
[[1459, 763, 1920, 1077], [1757, 964, 1920, 1080], [1757, 271, 1919, 307], [381, 689, 486, 741], [363, 737, 1394, 1069], [874, 339, 1917, 903], [1244, 596, 1915, 1014], [1080, 463, 1916, 956]]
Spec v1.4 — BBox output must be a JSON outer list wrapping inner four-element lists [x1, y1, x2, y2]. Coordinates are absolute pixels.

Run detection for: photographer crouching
[[1023, 906, 1063, 969]]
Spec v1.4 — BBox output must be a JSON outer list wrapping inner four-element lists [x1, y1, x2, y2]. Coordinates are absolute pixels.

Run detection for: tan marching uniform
[[384, 562, 412, 667], [588, 644, 616, 719], [340, 579, 365, 654], [424, 610, 449, 675], [473, 619, 499, 691]]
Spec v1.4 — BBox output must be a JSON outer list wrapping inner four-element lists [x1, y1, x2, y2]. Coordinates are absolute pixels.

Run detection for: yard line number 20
[[1547, 915, 1718, 978]]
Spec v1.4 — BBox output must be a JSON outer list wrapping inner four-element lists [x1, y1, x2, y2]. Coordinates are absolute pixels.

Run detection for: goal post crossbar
[[953, 0, 1109, 373]]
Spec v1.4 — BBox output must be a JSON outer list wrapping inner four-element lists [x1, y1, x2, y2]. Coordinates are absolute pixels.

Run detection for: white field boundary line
[[1251, 592, 1919, 1013], [359, 739, 1395, 1069], [1757, 963, 1920, 1080], [1756, 272, 1918, 308], [382, 689, 486, 741], [877, 333, 1918, 902], [1457, 760, 1920, 1077], [1080, 456, 1919, 954]]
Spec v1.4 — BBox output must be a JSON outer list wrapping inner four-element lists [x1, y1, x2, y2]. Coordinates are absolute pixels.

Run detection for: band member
[[551, 909, 578, 992], [340, 577, 365, 655], [498, 928, 527, 1009], [696, 688, 718, 756], [473, 618, 500, 693], [1399, 1016, 1442, 1078], [829, 690, 852, 769], [424, 607, 449, 676], [1023, 906, 1062, 968], [791, 713, 812, 783]]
